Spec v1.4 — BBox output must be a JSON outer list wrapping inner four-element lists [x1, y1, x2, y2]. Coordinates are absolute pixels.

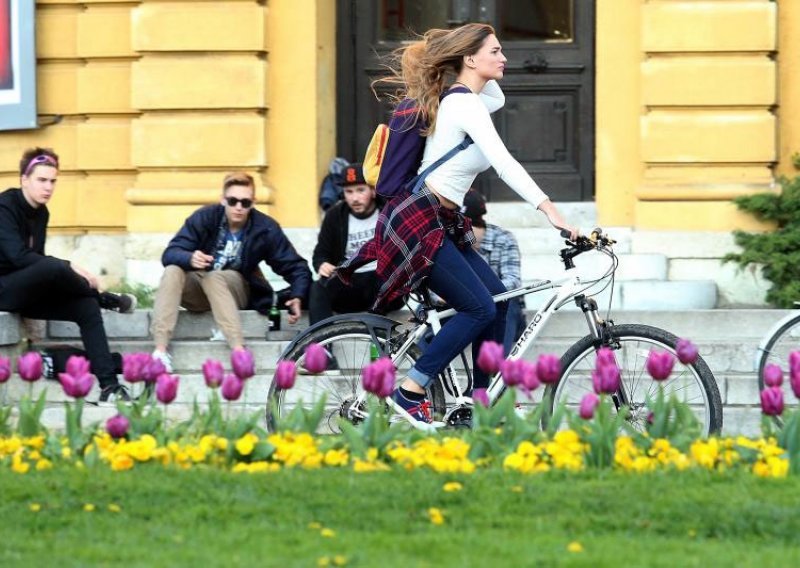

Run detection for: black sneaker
[[99, 383, 132, 403], [98, 292, 137, 314]]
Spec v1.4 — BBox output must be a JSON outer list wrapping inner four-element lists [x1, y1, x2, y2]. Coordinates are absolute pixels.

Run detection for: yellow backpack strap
[[362, 123, 390, 187]]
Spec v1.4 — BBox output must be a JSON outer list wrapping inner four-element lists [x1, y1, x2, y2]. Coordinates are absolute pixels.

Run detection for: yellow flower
[[29, 503, 41, 512], [111, 454, 134, 472], [443, 481, 463, 492], [235, 433, 258, 456], [320, 528, 336, 538], [333, 555, 347, 566], [108, 504, 121, 513], [35, 459, 53, 471], [308, 522, 322, 530], [511, 486, 523, 493], [428, 507, 445, 525], [61, 447, 72, 459], [317, 557, 330, 567], [11, 457, 29, 474], [83, 503, 95, 512], [567, 541, 584, 553], [324, 449, 349, 467]]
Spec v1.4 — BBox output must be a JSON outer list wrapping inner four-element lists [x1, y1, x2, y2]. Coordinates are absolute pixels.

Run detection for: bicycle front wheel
[[545, 324, 723, 436], [265, 321, 445, 434]]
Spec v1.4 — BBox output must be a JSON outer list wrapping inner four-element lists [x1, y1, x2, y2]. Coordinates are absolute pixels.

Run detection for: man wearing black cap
[[462, 188, 526, 355], [309, 163, 394, 324]]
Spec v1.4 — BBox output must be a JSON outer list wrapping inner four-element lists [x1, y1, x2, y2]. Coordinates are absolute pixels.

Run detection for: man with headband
[[149, 171, 311, 371], [0, 147, 136, 402]]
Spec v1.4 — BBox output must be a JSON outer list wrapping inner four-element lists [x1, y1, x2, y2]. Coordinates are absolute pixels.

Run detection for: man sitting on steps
[[0, 147, 135, 402], [150, 171, 312, 371]]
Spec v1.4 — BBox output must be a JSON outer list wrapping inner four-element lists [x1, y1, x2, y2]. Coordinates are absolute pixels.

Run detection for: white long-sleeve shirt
[[419, 80, 549, 208]]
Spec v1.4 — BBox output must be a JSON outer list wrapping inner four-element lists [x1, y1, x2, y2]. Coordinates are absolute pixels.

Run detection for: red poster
[[0, 0, 11, 89]]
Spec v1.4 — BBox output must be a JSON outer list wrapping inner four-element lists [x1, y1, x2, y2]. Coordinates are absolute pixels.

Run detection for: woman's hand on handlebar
[[537, 199, 578, 240]]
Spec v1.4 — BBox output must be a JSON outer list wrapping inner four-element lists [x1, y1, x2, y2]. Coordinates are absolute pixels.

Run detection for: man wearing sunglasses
[[150, 172, 311, 370], [0, 147, 135, 402]]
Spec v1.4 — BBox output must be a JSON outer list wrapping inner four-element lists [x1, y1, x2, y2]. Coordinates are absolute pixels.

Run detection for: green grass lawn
[[2, 467, 799, 567]]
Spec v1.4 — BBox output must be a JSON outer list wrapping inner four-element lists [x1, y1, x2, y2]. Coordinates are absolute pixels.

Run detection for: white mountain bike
[[266, 229, 723, 435]]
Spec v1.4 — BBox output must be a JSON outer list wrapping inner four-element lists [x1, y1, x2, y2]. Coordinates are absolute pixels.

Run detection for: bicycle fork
[[575, 294, 630, 410]]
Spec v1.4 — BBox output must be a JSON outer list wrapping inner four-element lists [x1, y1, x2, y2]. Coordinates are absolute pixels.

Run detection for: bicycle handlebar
[[559, 227, 616, 270]]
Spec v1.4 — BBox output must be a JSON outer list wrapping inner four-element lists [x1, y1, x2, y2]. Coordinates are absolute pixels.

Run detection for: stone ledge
[[0, 312, 22, 345]]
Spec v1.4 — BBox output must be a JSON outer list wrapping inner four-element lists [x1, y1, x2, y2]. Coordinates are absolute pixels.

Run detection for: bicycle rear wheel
[[545, 324, 723, 436], [265, 321, 445, 433], [757, 314, 800, 423], [757, 313, 800, 390]]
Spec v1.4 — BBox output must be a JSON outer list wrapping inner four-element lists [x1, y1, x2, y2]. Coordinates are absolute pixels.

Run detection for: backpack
[[363, 86, 473, 199], [318, 157, 350, 211]]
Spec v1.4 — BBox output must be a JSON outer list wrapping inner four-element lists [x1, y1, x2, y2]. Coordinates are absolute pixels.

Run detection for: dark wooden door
[[337, 0, 595, 202]]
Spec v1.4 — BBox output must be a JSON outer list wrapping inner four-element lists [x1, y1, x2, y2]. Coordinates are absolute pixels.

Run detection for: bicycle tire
[[757, 313, 800, 391], [265, 321, 445, 433], [544, 324, 723, 436]]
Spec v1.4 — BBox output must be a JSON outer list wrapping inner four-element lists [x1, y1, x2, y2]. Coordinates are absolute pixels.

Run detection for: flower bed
[[1, 340, 799, 479]]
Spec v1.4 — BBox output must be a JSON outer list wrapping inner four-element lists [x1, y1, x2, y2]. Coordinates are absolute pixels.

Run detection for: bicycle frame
[[373, 268, 607, 430]]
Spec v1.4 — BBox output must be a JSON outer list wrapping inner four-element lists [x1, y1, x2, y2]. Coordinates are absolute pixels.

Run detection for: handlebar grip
[[559, 228, 572, 239]]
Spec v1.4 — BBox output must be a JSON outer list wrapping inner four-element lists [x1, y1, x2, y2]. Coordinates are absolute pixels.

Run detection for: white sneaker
[[151, 349, 173, 373]]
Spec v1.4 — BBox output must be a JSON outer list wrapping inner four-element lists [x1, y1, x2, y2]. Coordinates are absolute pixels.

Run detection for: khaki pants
[[150, 266, 249, 349]]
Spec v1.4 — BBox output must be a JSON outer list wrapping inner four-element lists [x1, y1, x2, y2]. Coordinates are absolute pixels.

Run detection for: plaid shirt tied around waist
[[336, 185, 475, 312]]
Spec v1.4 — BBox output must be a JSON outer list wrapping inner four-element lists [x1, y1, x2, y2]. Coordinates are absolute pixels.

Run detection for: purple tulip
[[0, 356, 10, 383], [521, 364, 541, 392], [105, 414, 130, 439], [675, 339, 699, 365], [142, 357, 166, 384], [763, 364, 783, 388], [377, 360, 396, 398], [477, 341, 504, 375], [579, 392, 599, 420], [535, 354, 560, 384], [202, 359, 225, 389], [362, 358, 395, 398], [471, 387, 489, 406], [789, 351, 800, 399], [58, 372, 95, 399], [646, 350, 675, 381], [274, 360, 297, 391], [17, 352, 43, 382], [500, 359, 526, 387], [592, 363, 620, 395], [760, 386, 784, 416], [231, 348, 255, 380], [65, 355, 91, 377], [302, 343, 328, 374], [123, 353, 150, 383], [221, 373, 245, 401], [595, 347, 617, 370], [155, 373, 179, 404]]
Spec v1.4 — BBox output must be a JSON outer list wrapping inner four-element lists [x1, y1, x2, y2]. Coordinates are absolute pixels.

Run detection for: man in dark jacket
[[150, 171, 311, 370], [0, 147, 135, 402], [309, 163, 398, 324]]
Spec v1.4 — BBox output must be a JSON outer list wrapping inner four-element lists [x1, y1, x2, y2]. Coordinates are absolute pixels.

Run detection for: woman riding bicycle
[[337, 23, 577, 423]]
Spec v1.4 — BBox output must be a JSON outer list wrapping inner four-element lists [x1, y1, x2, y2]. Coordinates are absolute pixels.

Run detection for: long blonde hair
[[372, 23, 495, 135]]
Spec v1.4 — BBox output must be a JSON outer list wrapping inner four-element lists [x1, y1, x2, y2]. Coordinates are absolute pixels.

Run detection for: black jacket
[[162, 204, 311, 314], [312, 200, 383, 272], [0, 188, 68, 276]]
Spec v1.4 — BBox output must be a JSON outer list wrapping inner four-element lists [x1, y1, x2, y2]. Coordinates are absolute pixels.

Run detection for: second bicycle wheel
[[545, 324, 723, 436], [266, 321, 445, 434]]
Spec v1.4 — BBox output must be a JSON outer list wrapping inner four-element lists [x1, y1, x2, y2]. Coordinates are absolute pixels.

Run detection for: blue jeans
[[407, 238, 507, 390], [504, 299, 526, 355]]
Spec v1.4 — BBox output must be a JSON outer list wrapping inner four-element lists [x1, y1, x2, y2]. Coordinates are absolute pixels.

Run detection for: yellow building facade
[[0, 0, 797, 239]]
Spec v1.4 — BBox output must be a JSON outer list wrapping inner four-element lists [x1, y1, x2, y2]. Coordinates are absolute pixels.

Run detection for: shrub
[[725, 153, 800, 307]]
